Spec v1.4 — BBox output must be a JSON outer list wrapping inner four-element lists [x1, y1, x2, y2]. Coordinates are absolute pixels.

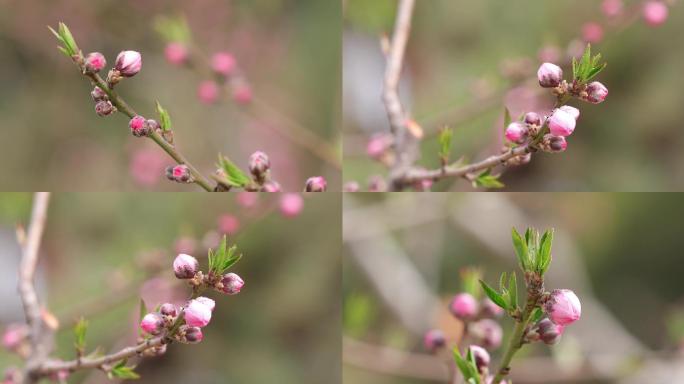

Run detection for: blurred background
[[0, 0, 341, 191], [0, 192, 340, 383], [343, 193, 684, 383], [343, 0, 684, 191]]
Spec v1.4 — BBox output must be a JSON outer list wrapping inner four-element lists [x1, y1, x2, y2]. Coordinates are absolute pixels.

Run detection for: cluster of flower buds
[[166, 164, 194, 184], [191, 50, 252, 105], [127, 115, 159, 138], [84, 50, 141, 117], [172, 253, 245, 295], [525, 289, 581, 345], [139, 297, 213, 346], [537, 62, 608, 104]]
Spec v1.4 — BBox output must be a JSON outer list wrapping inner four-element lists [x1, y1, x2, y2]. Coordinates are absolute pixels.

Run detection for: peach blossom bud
[[471, 319, 503, 349], [128, 115, 149, 137], [194, 296, 215, 312], [449, 293, 478, 320], [2, 324, 28, 350], [537, 62, 563, 88], [559, 106, 580, 121], [197, 80, 220, 104], [95, 100, 115, 117], [232, 84, 253, 105], [167, 165, 193, 183], [548, 109, 576, 137], [524, 112, 542, 127], [173, 253, 199, 279], [181, 325, 203, 343], [469, 345, 490, 373], [221, 272, 244, 295], [481, 298, 504, 318], [582, 22, 604, 44], [541, 134, 568, 153], [423, 329, 446, 352], [164, 42, 188, 66], [536, 318, 563, 345], [305, 176, 327, 192], [84, 52, 106, 74], [140, 313, 164, 335], [248, 151, 270, 179], [505, 122, 527, 143], [545, 289, 581, 326], [184, 299, 212, 328], [159, 303, 178, 317], [279, 193, 304, 218], [114, 50, 142, 77], [584, 81, 608, 104], [218, 214, 240, 236], [602, 0, 623, 17], [643, 1, 668, 27], [211, 52, 236, 77], [91, 86, 107, 102]]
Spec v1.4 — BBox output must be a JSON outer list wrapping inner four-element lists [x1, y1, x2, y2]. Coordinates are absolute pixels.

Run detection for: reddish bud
[[537, 62, 563, 88], [173, 253, 199, 279], [221, 272, 244, 295], [545, 289, 581, 326], [197, 81, 220, 104], [211, 52, 236, 76], [181, 325, 203, 344], [129, 115, 149, 137], [184, 299, 212, 327], [541, 134, 568, 153], [449, 293, 478, 320], [84, 52, 106, 73], [469, 345, 491, 373], [218, 214, 240, 235], [505, 122, 527, 143], [305, 176, 327, 192], [91, 86, 107, 102], [248, 151, 270, 179], [470, 319, 503, 349], [423, 329, 446, 352], [159, 303, 178, 317], [140, 313, 164, 335], [524, 112, 542, 127], [643, 1, 668, 27], [167, 165, 193, 183], [548, 109, 576, 137], [95, 100, 115, 117], [165, 42, 188, 66], [536, 318, 563, 345], [114, 50, 142, 77], [584, 81, 608, 104]]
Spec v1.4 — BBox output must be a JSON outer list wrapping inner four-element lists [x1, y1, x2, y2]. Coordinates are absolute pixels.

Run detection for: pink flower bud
[[164, 42, 188, 66], [173, 253, 199, 279], [140, 313, 164, 335], [160, 303, 178, 317], [537, 62, 563, 88], [423, 329, 446, 352], [584, 81, 608, 104], [114, 50, 142, 77], [468, 345, 490, 373], [505, 122, 527, 143], [449, 293, 478, 320], [481, 298, 504, 318], [232, 84, 253, 105], [95, 100, 115, 117], [194, 296, 216, 312], [548, 109, 576, 137], [471, 319, 503, 349], [366, 133, 392, 160], [305, 176, 327, 192], [545, 289, 581, 326], [643, 1, 668, 27], [129, 115, 149, 137], [2, 324, 28, 350], [146, 119, 161, 133], [558, 105, 580, 121], [91, 86, 107, 102], [248, 151, 270, 178], [184, 299, 212, 327], [236, 192, 258, 208], [279, 193, 304, 218], [524, 112, 542, 127], [197, 81, 220, 104], [166, 165, 193, 183], [180, 325, 203, 344], [84, 52, 106, 73], [221, 272, 244, 295], [581, 22, 604, 44], [343, 181, 360, 192], [548, 135, 567, 152], [602, 0, 623, 17], [211, 52, 237, 76], [262, 181, 282, 192], [536, 318, 563, 345], [218, 214, 240, 235]]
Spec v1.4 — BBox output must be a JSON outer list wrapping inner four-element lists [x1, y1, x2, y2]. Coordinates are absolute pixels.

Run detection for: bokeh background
[[0, 0, 341, 191], [343, 0, 684, 191], [0, 192, 341, 383], [343, 193, 684, 383]]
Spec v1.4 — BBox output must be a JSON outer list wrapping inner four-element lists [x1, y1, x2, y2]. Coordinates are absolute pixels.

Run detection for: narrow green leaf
[[108, 360, 140, 380], [538, 229, 554, 274], [479, 280, 507, 310], [472, 169, 504, 189], [511, 228, 529, 270], [155, 101, 172, 132], [207, 235, 242, 275], [438, 126, 453, 162], [73, 317, 88, 353], [59, 22, 79, 55], [508, 272, 518, 309], [217, 154, 251, 187], [585, 62, 607, 81], [530, 307, 544, 324], [453, 348, 480, 383]]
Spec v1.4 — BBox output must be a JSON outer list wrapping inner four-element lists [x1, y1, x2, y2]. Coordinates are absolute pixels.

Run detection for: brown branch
[[18, 192, 51, 383]]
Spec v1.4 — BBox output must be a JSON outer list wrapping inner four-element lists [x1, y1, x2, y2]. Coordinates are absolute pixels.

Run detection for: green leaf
[[472, 169, 504, 189], [459, 267, 482, 298], [530, 307, 544, 324], [453, 348, 480, 383], [58, 22, 79, 56], [438, 126, 453, 162], [155, 101, 172, 132], [479, 280, 507, 310], [572, 44, 607, 83], [73, 317, 88, 353], [508, 272, 518, 310], [207, 235, 242, 275], [217, 154, 251, 187], [511, 228, 529, 270], [538, 229, 554, 274], [108, 360, 140, 380]]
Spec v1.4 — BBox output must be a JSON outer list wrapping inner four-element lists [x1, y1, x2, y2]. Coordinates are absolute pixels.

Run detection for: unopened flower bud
[[195, 296, 216, 312], [262, 181, 282, 192], [166, 165, 193, 183], [537, 62, 563, 88], [343, 181, 360, 192], [221, 272, 244, 295], [280, 193, 304, 218], [91, 86, 107, 102], [643, 1, 668, 27], [211, 52, 237, 77], [545, 289, 581, 326], [423, 329, 446, 352], [481, 298, 504, 318], [582, 22, 604, 44], [366, 133, 392, 160], [232, 84, 253, 105], [218, 214, 240, 235], [129, 115, 150, 137], [2, 367, 20, 384], [114, 50, 142, 77], [140, 313, 164, 335], [548, 109, 576, 137], [558, 105, 580, 121], [248, 151, 270, 179], [84, 52, 106, 74], [305, 176, 327, 192], [95, 100, 115, 117], [536, 318, 563, 345], [159, 303, 178, 317], [184, 299, 212, 327], [165, 42, 188, 66], [583, 81, 608, 104], [524, 112, 542, 127], [470, 319, 503, 349], [173, 253, 199, 279], [449, 293, 478, 320], [146, 119, 161, 133], [2, 324, 28, 350], [505, 122, 527, 143], [540, 134, 567, 153], [197, 80, 220, 104], [181, 325, 203, 344], [602, 0, 623, 17], [469, 345, 491, 373]]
